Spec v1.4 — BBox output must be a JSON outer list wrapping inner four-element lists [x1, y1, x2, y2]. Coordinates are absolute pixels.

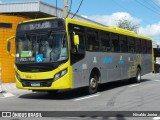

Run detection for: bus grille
[[20, 79, 53, 87]]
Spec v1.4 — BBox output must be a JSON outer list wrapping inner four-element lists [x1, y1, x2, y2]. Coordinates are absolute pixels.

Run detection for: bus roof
[[21, 17, 57, 23], [19, 17, 152, 41], [66, 18, 152, 41]]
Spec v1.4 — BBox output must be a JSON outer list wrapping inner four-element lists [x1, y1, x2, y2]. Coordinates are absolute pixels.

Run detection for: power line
[[150, 0, 160, 9], [112, 0, 131, 13], [143, 0, 160, 11], [71, 0, 84, 19], [135, 0, 160, 16]]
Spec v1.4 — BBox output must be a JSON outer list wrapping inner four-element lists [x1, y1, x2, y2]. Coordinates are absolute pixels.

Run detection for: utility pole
[[62, 0, 68, 18]]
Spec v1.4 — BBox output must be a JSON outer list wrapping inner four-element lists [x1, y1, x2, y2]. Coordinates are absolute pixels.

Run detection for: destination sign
[[17, 19, 64, 31], [20, 57, 35, 62]]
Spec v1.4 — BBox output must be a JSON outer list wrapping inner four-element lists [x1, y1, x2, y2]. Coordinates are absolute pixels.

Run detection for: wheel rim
[[137, 71, 141, 81], [90, 78, 97, 89]]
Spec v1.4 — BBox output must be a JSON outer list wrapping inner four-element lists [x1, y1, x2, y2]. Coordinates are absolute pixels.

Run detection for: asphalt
[[0, 72, 159, 96], [0, 83, 31, 98], [0, 73, 160, 120], [0, 72, 158, 95]]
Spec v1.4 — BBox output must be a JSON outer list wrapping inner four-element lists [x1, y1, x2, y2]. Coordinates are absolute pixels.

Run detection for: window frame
[[146, 40, 152, 54], [100, 31, 111, 52], [111, 33, 120, 53], [128, 37, 135, 53], [141, 39, 147, 54], [119, 35, 128, 53], [135, 38, 142, 53], [86, 29, 100, 52]]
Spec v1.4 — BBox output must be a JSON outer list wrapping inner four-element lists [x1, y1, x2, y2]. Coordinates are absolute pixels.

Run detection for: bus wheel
[[47, 90, 58, 95], [135, 68, 141, 83], [88, 73, 98, 94]]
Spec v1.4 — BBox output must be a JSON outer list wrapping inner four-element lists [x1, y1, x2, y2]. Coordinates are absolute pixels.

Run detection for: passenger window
[[100, 32, 111, 52], [120, 35, 128, 53], [141, 39, 147, 53], [135, 39, 141, 53], [87, 30, 99, 51], [70, 32, 85, 54], [111, 34, 120, 52], [128, 37, 135, 53], [147, 40, 152, 54], [77, 33, 85, 53]]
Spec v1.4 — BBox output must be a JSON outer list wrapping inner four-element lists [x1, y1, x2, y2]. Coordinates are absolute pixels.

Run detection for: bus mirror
[[6, 36, 15, 57], [7, 41, 11, 52], [74, 35, 79, 46]]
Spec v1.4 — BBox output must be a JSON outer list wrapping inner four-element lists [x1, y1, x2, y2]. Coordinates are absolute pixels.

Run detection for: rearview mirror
[[74, 35, 79, 46], [6, 36, 15, 57]]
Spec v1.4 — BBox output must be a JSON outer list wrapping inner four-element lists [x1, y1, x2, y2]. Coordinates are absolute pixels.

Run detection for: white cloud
[[87, 12, 141, 26], [138, 22, 160, 41], [83, 12, 160, 41]]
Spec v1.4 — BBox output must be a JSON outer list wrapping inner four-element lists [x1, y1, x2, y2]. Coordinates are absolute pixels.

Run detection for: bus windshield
[[16, 32, 68, 63]]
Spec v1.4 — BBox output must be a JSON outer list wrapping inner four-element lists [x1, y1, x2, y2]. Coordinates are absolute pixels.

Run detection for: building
[[0, 1, 101, 83]]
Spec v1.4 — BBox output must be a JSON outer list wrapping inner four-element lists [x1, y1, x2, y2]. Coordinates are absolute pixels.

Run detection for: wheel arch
[[137, 64, 141, 71], [90, 67, 101, 82]]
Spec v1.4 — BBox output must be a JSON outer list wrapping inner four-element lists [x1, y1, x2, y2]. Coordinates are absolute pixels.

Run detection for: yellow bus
[[7, 17, 154, 94]]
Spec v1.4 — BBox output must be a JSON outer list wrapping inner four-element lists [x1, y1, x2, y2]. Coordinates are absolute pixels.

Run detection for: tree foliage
[[117, 19, 139, 33]]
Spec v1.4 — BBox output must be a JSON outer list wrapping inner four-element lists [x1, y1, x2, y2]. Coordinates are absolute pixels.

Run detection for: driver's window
[[59, 35, 68, 60], [70, 32, 85, 54]]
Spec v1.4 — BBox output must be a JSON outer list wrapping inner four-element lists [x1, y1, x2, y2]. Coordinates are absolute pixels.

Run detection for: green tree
[[117, 18, 139, 33]]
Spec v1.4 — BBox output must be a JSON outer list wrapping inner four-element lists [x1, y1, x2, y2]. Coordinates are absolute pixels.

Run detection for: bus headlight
[[16, 72, 21, 81], [54, 68, 68, 80]]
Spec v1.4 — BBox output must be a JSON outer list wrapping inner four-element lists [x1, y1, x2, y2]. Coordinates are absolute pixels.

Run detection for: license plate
[[31, 82, 40, 87]]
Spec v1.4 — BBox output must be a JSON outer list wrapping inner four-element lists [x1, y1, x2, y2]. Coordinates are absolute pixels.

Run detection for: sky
[[46, 0, 160, 44], [1, 0, 160, 44]]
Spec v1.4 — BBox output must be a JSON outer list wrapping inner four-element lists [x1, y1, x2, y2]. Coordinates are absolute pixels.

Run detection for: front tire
[[87, 73, 98, 94]]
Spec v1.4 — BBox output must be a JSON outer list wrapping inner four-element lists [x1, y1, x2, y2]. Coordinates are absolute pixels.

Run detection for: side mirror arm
[[6, 36, 15, 57]]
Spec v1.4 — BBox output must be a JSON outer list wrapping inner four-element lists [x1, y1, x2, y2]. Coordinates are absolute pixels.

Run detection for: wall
[[0, 14, 29, 83]]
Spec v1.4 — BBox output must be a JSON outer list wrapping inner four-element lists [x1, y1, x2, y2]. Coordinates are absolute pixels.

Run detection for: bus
[[7, 17, 154, 94]]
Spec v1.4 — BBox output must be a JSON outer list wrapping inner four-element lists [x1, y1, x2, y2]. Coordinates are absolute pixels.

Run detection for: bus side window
[[87, 30, 99, 51], [70, 31, 85, 54], [141, 39, 147, 54], [76, 32, 85, 53], [147, 40, 152, 54], [128, 37, 135, 53], [100, 31, 111, 52], [120, 35, 128, 53], [111, 33, 120, 52], [135, 38, 141, 53]]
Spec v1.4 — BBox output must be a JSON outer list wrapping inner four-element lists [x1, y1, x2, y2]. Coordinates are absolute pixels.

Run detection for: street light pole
[[63, 0, 68, 18]]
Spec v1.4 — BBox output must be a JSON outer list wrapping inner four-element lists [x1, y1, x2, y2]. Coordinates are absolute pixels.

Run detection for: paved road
[[0, 73, 160, 120]]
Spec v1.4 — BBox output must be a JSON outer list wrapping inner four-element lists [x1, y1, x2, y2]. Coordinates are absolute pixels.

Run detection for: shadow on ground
[[19, 79, 151, 100]]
